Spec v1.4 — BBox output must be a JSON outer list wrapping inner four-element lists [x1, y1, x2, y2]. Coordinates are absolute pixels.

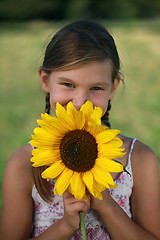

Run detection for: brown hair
[[34, 19, 122, 201]]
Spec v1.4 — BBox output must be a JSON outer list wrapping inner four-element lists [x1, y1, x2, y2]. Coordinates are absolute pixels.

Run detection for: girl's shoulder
[[120, 135, 159, 183], [131, 139, 158, 183], [121, 135, 157, 163], [1, 144, 35, 239], [4, 143, 34, 193]]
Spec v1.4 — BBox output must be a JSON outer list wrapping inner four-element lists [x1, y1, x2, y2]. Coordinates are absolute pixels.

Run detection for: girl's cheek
[[91, 96, 108, 113]]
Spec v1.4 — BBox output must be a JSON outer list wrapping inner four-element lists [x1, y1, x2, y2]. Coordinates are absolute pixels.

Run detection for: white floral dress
[[31, 138, 136, 239]]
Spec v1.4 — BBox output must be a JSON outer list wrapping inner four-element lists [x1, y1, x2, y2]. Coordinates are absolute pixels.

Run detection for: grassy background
[[0, 20, 160, 213]]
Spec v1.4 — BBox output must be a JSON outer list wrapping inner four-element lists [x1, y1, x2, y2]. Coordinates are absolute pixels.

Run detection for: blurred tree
[[0, 0, 67, 20], [88, 0, 137, 19], [133, 0, 160, 18], [65, 0, 91, 19], [0, 0, 159, 20]]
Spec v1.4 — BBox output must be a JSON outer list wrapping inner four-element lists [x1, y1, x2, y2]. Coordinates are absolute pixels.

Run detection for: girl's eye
[[91, 86, 103, 91], [64, 83, 74, 88]]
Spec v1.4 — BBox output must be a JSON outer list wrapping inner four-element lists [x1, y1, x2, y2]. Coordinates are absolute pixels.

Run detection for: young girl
[[0, 20, 160, 240]]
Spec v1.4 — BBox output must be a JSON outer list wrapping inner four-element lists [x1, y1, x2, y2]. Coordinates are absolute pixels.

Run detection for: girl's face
[[39, 60, 119, 116]]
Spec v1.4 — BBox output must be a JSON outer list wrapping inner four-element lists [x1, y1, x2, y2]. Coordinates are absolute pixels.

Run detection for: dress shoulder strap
[[126, 138, 136, 175], [129, 138, 136, 161], [28, 141, 34, 150]]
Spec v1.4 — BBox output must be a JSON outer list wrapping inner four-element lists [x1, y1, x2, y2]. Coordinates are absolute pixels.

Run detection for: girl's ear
[[109, 77, 120, 100], [39, 68, 50, 93]]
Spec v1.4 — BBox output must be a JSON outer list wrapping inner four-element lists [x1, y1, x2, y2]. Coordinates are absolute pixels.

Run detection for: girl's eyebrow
[[91, 82, 110, 87], [58, 77, 74, 82], [58, 77, 110, 87]]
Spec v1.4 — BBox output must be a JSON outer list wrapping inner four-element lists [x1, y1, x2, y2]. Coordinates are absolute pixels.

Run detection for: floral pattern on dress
[[31, 138, 136, 239]]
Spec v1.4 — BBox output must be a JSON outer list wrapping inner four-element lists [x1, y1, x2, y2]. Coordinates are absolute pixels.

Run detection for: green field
[[0, 20, 160, 213]]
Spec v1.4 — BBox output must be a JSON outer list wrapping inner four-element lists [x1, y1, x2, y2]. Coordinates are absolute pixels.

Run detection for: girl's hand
[[90, 189, 112, 214], [61, 191, 90, 235]]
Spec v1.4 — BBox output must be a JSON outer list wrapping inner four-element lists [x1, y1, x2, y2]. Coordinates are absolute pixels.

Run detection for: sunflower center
[[60, 129, 97, 172]]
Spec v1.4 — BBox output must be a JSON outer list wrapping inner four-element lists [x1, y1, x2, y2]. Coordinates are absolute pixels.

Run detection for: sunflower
[[30, 101, 125, 200]]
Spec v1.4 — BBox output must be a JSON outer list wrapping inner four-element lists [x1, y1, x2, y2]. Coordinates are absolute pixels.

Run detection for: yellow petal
[[31, 149, 60, 167], [82, 171, 95, 196], [55, 102, 77, 130], [56, 102, 66, 115], [37, 117, 68, 135], [96, 157, 124, 173], [91, 166, 115, 187], [92, 180, 106, 199], [57, 112, 76, 131], [30, 137, 61, 150], [40, 113, 66, 132], [98, 143, 125, 159], [70, 172, 86, 199], [87, 123, 107, 137], [80, 101, 94, 121], [41, 161, 65, 179], [67, 102, 86, 129], [96, 129, 120, 144], [108, 182, 118, 189], [94, 179, 107, 193], [89, 106, 103, 125], [32, 127, 58, 144], [41, 112, 54, 120], [68, 185, 87, 200], [54, 168, 73, 196]]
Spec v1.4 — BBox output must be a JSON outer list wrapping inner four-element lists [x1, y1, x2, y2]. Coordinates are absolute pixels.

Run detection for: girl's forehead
[[49, 60, 113, 84]]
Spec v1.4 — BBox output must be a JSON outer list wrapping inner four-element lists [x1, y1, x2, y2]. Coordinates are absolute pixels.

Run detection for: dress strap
[[129, 138, 136, 161], [28, 141, 34, 150], [126, 138, 136, 176]]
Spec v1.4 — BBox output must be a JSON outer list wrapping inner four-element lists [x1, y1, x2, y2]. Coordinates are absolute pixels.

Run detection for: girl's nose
[[72, 92, 88, 111]]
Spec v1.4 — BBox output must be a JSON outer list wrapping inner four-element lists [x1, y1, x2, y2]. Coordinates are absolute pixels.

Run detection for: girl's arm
[[0, 144, 34, 239], [90, 141, 160, 240], [0, 144, 90, 240]]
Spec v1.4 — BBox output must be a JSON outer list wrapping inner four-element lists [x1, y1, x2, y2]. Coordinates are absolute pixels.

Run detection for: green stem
[[79, 212, 87, 240]]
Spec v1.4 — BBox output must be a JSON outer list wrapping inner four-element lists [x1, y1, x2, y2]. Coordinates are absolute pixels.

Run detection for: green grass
[[0, 19, 160, 213]]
